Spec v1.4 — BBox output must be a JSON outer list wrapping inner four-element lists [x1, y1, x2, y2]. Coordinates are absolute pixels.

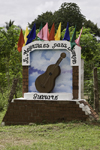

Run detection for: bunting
[[38, 23, 43, 41], [70, 25, 76, 50], [63, 22, 70, 41], [37, 23, 49, 41], [17, 29, 24, 52], [26, 23, 36, 45], [17, 22, 83, 47], [55, 22, 61, 40], [75, 27, 83, 46], [48, 23, 55, 41], [23, 27, 29, 46]]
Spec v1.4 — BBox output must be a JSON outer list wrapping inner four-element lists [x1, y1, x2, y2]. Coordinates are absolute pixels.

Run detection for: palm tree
[[5, 20, 14, 30]]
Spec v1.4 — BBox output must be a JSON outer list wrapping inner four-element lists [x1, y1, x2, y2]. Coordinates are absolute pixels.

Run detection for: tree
[[77, 27, 100, 106], [28, 11, 54, 30], [80, 27, 98, 61], [84, 20, 100, 37], [5, 20, 14, 30], [0, 25, 22, 94], [28, 2, 100, 38], [28, 2, 85, 31], [54, 2, 85, 31]]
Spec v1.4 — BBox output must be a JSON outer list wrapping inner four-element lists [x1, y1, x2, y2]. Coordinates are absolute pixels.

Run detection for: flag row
[[17, 22, 83, 52]]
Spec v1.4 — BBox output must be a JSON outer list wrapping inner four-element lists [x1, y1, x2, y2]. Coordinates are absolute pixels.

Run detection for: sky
[[0, 0, 100, 29]]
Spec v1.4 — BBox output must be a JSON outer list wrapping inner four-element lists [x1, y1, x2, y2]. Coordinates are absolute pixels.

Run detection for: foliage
[[84, 20, 100, 37], [0, 24, 23, 110], [84, 60, 100, 107], [0, 91, 10, 111], [29, 11, 54, 30], [0, 96, 7, 111], [28, 2, 100, 38], [54, 2, 85, 31], [5, 20, 14, 30], [0, 25, 22, 82], [79, 27, 100, 105], [28, 2, 85, 32], [80, 28, 98, 61]]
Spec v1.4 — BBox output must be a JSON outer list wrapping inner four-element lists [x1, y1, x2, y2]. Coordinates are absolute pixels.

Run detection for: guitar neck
[[55, 57, 63, 66]]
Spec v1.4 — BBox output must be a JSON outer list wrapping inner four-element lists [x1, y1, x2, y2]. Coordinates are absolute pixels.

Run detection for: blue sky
[[28, 49, 72, 93], [0, 0, 100, 29]]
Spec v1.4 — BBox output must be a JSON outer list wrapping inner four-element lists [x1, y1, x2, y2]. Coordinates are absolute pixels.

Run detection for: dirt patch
[[0, 145, 5, 150], [0, 138, 36, 148]]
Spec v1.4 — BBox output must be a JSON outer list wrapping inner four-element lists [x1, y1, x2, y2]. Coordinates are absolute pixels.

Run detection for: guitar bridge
[[41, 84, 45, 88]]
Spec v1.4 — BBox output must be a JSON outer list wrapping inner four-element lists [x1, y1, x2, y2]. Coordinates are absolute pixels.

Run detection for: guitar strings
[[40, 56, 63, 88]]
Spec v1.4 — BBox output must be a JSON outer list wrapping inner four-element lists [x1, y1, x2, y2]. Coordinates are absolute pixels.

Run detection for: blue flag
[[26, 23, 36, 45], [63, 22, 70, 41]]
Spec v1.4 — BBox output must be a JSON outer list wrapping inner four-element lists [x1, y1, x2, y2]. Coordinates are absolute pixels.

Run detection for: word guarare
[[33, 93, 58, 100]]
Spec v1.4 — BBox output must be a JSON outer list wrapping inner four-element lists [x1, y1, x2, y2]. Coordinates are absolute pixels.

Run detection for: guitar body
[[35, 64, 61, 93]]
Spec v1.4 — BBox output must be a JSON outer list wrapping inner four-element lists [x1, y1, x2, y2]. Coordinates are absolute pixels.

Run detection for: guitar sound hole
[[49, 72, 52, 76]]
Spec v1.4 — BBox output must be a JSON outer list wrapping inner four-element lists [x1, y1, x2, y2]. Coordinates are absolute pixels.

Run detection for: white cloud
[[44, 51, 54, 59], [29, 71, 39, 79], [29, 82, 37, 92], [30, 51, 50, 71]]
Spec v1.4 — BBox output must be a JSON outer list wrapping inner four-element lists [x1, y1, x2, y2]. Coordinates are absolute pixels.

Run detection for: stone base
[[2, 99, 98, 125]]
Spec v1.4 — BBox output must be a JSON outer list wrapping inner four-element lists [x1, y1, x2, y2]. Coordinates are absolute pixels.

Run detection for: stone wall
[[22, 66, 28, 96], [2, 99, 98, 125], [2, 100, 90, 125], [73, 66, 79, 99]]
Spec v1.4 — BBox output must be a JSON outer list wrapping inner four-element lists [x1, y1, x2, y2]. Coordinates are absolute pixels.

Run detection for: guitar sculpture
[[35, 52, 66, 93]]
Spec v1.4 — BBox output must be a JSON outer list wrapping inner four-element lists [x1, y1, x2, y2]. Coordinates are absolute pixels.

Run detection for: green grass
[[0, 110, 100, 150]]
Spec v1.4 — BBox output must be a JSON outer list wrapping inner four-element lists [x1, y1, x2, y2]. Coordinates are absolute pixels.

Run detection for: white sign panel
[[22, 41, 81, 66], [22, 41, 81, 100], [24, 92, 73, 100]]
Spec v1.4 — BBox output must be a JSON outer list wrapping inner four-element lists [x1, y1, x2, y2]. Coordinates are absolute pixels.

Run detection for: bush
[[0, 91, 8, 111]]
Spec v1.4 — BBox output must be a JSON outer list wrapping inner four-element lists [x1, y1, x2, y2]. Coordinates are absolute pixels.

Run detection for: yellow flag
[[23, 27, 29, 46], [55, 22, 61, 40]]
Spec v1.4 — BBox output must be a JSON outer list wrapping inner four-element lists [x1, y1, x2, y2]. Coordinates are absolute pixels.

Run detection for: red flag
[[48, 23, 55, 41], [17, 29, 24, 52]]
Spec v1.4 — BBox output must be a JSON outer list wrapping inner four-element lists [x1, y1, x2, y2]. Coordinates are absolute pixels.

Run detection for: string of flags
[[17, 22, 83, 52]]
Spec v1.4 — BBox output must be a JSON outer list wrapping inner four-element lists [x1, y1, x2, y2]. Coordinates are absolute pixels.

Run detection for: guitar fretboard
[[55, 57, 64, 66]]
